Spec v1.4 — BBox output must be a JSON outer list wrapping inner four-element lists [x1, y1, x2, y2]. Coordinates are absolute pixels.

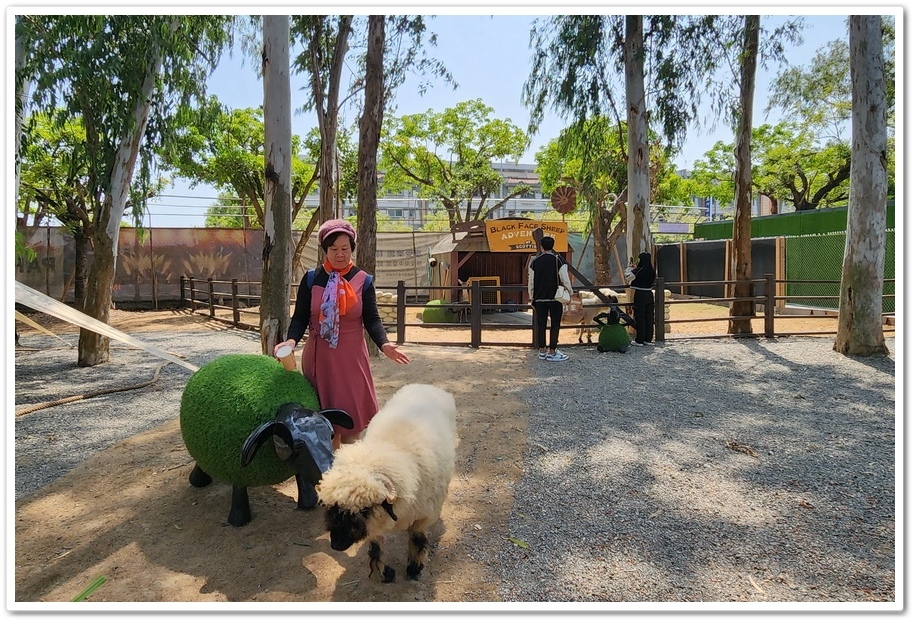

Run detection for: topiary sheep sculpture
[[179, 353, 353, 527], [317, 383, 458, 583], [594, 305, 636, 353]]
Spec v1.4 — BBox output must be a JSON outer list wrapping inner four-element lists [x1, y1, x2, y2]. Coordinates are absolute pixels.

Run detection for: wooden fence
[[179, 275, 895, 349]]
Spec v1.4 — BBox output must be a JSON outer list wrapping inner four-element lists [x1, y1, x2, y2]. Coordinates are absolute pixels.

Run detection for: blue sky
[[135, 11, 867, 226]]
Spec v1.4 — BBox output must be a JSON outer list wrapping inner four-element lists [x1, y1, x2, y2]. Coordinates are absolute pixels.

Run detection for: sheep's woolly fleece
[[317, 383, 458, 521]]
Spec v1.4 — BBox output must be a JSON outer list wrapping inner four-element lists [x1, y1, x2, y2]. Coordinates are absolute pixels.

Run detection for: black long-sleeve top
[[286, 266, 389, 348], [629, 254, 656, 291]]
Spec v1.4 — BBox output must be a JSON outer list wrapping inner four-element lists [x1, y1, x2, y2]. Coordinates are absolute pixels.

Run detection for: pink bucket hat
[[317, 219, 357, 244]]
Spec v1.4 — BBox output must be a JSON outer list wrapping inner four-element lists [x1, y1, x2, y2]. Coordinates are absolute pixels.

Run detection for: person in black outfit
[[527, 236, 573, 362], [625, 251, 656, 345]]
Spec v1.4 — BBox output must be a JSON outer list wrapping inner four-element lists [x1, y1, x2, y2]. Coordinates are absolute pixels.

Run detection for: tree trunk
[[261, 15, 293, 356], [834, 16, 889, 356], [356, 15, 385, 276], [624, 15, 651, 262], [14, 21, 30, 202], [78, 205, 116, 366], [728, 15, 759, 335], [309, 16, 352, 230], [72, 227, 89, 310], [77, 42, 162, 366]]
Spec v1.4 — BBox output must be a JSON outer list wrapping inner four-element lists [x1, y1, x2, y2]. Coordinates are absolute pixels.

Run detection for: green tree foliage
[[160, 103, 338, 226], [19, 14, 233, 365], [690, 122, 852, 211], [379, 99, 529, 228], [767, 17, 895, 201]]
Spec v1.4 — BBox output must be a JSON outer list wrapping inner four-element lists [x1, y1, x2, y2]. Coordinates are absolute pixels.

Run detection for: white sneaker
[[545, 351, 569, 362], [538, 351, 548, 360], [631, 341, 644, 347]]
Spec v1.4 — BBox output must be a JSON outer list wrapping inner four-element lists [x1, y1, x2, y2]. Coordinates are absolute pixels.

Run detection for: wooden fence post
[[231, 279, 240, 327], [396, 281, 406, 344], [765, 273, 775, 338], [188, 277, 197, 311], [207, 277, 215, 318], [470, 280, 482, 348], [180, 275, 186, 308], [655, 276, 665, 342]]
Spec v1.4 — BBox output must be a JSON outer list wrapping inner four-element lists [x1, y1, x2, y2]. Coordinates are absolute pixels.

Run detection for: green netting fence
[[784, 229, 895, 314]]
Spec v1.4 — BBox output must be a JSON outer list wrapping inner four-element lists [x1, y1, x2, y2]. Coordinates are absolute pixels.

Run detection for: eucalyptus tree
[[351, 15, 453, 276], [834, 15, 889, 356], [525, 15, 720, 262], [20, 14, 233, 366], [291, 15, 354, 228], [14, 15, 31, 205], [355, 15, 385, 274], [380, 99, 530, 229], [261, 15, 293, 356], [728, 15, 760, 335]]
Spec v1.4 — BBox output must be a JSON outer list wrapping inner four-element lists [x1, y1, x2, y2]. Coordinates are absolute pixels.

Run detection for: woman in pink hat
[[274, 219, 410, 450]]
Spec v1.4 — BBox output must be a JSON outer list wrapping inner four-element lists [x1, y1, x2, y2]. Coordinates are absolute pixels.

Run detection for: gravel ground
[[488, 337, 898, 603], [13, 327, 262, 499], [13, 330, 898, 604]]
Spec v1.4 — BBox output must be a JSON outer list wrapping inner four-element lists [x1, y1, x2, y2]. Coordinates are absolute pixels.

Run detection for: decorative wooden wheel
[[551, 186, 577, 214]]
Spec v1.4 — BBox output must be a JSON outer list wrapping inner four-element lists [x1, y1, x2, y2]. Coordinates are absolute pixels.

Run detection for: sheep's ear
[[320, 408, 354, 430], [377, 474, 397, 503]]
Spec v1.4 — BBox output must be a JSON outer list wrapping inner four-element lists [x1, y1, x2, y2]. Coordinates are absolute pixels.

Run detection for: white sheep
[[316, 383, 458, 582]]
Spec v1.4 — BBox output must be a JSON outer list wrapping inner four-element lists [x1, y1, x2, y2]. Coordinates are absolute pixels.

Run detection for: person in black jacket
[[624, 251, 656, 345], [527, 236, 574, 362]]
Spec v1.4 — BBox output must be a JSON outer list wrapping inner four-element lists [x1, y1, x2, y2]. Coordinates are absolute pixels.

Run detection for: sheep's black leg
[[368, 540, 396, 583], [406, 530, 429, 580], [294, 474, 318, 510], [188, 463, 213, 488], [227, 485, 252, 527]]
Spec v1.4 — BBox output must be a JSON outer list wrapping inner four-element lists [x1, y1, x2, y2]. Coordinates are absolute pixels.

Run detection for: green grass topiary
[[179, 354, 321, 488], [598, 323, 630, 353], [422, 300, 457, 324]]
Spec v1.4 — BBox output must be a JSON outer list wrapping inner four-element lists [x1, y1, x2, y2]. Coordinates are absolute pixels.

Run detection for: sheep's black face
[[325, 505, 369, 551]]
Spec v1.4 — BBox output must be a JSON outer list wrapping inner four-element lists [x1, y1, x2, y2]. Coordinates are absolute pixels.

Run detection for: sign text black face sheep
[[317, 383, 458, 582], [179, 354, 353, 526]]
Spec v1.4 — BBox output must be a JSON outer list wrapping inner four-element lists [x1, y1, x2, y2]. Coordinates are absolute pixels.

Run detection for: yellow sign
[[484, 220, 568, 253]]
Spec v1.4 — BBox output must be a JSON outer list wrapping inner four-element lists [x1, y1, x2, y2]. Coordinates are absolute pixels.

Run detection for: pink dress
[[300, 270, 379, 437]]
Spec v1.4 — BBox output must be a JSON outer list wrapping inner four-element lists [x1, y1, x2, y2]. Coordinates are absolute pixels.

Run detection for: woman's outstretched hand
[[381, 342, 411, 364]]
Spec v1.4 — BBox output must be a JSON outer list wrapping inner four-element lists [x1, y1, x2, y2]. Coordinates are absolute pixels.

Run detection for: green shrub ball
[[422, 300, 457, 323], [179, 354, 321, 488], [598, 323, 631, 353]]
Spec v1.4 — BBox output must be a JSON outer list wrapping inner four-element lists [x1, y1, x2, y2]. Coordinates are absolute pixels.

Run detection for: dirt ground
[[13, 308, 533, 605], [12, 305, 889, 606]]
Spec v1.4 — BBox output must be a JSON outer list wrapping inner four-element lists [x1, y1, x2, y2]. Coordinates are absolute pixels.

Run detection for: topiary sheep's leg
[[188, 463, 213, 488], [368, 540, 396, 583], [227, 485, 252, 527], [294, 474, 318, 510], [406, 529, 429, 580]]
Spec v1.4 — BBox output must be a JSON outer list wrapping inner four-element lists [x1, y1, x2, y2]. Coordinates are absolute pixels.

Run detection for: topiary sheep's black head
[[241, 403, 353, 485]]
